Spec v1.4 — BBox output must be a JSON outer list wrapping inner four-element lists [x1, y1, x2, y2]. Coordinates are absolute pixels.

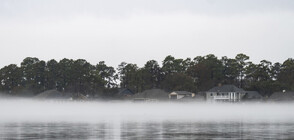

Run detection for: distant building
[[132, 98, 158, 103], [243, 91, 263, 101], [169, 91, 195, 100], [268, 91, 294, 101], [74, 94, 88, 101], [131, 89, 169, 101], [206, 85, 246, 102], [117, 88, 134, 96], [34, 89, 72, 100], [194, 92, 206, 101]]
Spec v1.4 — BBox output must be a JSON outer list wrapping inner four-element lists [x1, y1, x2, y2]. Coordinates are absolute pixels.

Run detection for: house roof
[[244, 91, 262, 99], [132, 89, 169, 100], [34, 89, 71, 99], [171, 91, 194, 95], [208, 85, 245, 92], [118, 88, 134, 95], [269, 91, 294, 101]]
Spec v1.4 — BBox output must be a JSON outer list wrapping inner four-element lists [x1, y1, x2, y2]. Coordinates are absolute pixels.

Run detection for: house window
[[170, 95, 177, 99], [210, 93, 213, 96]]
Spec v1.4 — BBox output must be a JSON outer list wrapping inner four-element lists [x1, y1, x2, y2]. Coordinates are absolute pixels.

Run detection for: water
[[1, 121, 294, 139], [0, 99, 294, 139]]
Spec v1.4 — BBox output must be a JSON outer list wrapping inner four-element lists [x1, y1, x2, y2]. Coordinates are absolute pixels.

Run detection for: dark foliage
[[0, 54, 293, 97]]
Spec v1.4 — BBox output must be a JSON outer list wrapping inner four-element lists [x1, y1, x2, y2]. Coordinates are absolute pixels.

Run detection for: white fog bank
[[0, 99, 293, 123]]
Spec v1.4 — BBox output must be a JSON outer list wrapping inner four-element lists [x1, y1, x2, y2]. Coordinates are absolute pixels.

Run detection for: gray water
[[0, 99, 294, 139], [1, 121, 294, 140]]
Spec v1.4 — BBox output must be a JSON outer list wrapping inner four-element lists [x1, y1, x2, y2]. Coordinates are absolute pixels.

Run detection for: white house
[[206, 85, 246, 102], [169, 91, 195, 100]]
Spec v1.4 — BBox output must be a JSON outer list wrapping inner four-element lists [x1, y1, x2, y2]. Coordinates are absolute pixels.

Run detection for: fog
[[1, 0, 294, 68], [0, 99, 293, 124]]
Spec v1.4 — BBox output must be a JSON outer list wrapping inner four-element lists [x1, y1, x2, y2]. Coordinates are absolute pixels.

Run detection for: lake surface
[[1, 121, 294, 139], [0, 99, 294, 139]]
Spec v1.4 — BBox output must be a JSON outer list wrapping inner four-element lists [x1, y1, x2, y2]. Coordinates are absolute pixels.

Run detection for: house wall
[[169, 92, 185, 99], [177, 94, 185, 99], [169, 92, 177, 99], [169, 92, 194, 100], [206, 92, 245, 102]]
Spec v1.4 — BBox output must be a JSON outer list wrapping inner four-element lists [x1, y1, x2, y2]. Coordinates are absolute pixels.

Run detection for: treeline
[[0, 58, 117, 96], [0, 54, 293, 97]]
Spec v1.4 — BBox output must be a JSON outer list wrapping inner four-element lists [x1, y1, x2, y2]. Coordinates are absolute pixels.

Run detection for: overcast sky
[[0, 0, 293, 68]]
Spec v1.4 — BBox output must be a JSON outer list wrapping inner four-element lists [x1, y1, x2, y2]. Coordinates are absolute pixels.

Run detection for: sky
[[0, 0, 293, 68]]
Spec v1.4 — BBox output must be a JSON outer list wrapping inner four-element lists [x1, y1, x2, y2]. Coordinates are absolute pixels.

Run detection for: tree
[[221, 56, 239, 85], [20, 57, 46, 93], [95, 61, 118, 89], [0, 54, 293, 98], [71, 59, 93, 94], [187, 54, 224, 91], [270, 62, 281, 80], [21, 57, 40, 85], [142, 60, 163, 89], [277, 58, 294, 90], [162, 55, 185, 75], [0, 64, 22, 93], [235, 53, 250, 88], [57, 58, 74, 92], [245, 62, 258, 83], [118, 62, 139, 92], [45, 59, 59, 90], [245, 60, 282, 96], [257, 60, 272, 81], [161, 73, 195, 92]]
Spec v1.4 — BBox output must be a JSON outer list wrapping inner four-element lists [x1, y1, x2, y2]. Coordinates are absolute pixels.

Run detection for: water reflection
[[1, 121, 294, 140]]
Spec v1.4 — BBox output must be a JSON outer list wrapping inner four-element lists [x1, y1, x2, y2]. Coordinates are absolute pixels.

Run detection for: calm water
[[1, 121, 294, 140], [0, 100, 294, 139]]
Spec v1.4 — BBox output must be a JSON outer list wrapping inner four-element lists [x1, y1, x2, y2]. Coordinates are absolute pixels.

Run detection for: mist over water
[[1, 99, 293, 123], [1, 99, 294, 139]]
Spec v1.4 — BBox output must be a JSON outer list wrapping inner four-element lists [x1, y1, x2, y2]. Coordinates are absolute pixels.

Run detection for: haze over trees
[[0, 54, 293, 97]]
